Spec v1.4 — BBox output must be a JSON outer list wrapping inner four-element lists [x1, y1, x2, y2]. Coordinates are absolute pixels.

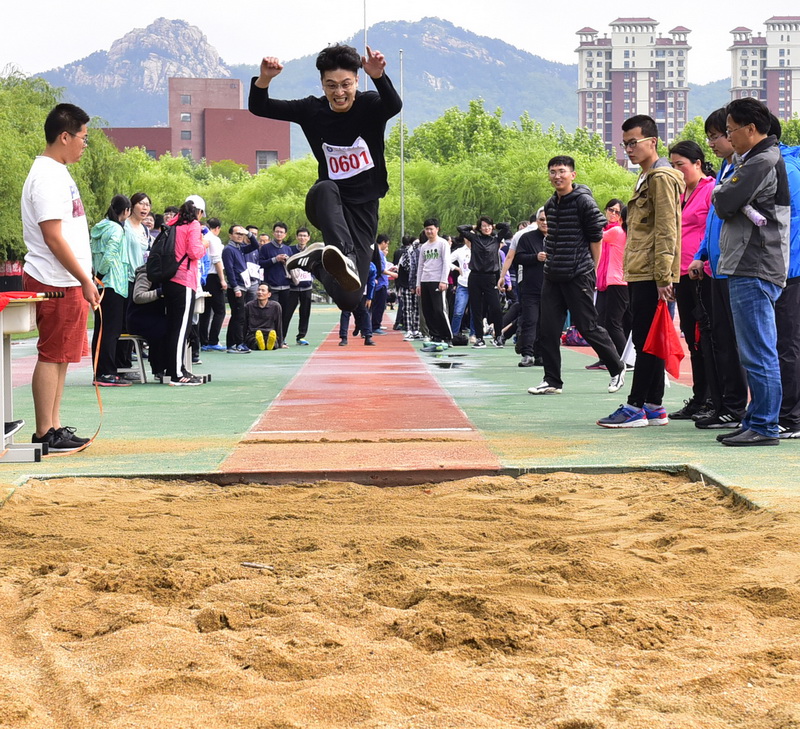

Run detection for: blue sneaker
[[597, 404, 648, 429], [207, 344, 227, 352], [643, 403, 669, 426]]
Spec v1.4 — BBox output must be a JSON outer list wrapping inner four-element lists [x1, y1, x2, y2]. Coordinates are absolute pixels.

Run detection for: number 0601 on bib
[[323, 137, 375, 181]]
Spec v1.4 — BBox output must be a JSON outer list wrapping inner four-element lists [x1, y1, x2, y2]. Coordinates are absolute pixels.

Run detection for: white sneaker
[[528, 380, 563, 395], [608, 369, 626, 394], [322, 245, 361, 291]]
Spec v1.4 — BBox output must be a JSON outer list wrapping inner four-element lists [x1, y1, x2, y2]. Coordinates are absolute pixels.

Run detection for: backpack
[[146, 224, 188, 284]]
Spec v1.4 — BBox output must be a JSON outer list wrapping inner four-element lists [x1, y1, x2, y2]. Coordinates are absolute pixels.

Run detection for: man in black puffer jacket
[[528, 156, 625, 396]]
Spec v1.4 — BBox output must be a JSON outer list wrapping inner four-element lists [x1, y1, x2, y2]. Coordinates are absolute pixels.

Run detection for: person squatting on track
[[248, 43, 402, 315]]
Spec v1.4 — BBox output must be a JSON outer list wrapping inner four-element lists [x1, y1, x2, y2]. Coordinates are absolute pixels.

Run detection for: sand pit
[[0, 471, 799, 729]]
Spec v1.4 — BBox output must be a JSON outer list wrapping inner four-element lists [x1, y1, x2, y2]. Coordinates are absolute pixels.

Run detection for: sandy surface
[[0, 472, 798, 729]]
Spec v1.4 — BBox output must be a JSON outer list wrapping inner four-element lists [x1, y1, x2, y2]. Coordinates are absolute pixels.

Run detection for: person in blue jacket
[[339, 262, 376, 346], [689, 108, 748, 430]]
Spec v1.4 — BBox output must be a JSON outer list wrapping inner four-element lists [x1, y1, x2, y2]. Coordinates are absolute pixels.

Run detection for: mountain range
[[39, 18, 730, 159]]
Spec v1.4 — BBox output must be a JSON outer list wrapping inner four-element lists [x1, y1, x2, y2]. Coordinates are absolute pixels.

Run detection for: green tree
[[676, 116, 714, 162], [0, 72, 61, 261], [781, 116, 800, 147]]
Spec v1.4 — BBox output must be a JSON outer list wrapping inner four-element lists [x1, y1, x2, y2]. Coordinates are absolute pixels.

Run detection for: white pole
[[400, 48, 405, 237], [363, 0, 368, 92]]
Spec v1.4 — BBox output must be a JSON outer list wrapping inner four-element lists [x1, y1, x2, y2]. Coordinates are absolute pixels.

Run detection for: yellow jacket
[[623, 159, 685, 287]]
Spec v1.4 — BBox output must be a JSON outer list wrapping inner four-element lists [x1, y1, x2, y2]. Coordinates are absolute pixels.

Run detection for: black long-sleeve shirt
[[244, 299, 284, 347], [248, 74, 402, 205]]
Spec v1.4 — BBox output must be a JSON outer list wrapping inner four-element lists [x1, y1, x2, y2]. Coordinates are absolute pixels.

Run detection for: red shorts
[[23, 272, 90, 364]]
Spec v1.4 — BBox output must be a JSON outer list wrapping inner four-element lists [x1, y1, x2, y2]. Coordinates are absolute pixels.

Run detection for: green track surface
[[2, 307, 798, 515]]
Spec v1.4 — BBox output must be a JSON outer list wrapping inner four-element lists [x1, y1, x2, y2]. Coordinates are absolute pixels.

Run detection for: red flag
[[643, 300, 684, 379]]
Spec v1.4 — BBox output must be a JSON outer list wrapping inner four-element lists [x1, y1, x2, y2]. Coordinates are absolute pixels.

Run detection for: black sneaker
[[93, 374, 132, 387], [55, 426, 90, 445], [777, 424, 800, 439], [518, 356, 535, 367], [716, 427, 746, 442], [695, 411, 741, 429], [339, 338, 348, 346], [364, 336, 376, 346], [721, 428, 779, 447], [472, 339, 487, 349], [668, 399, 704, 420], [322, 245, 361, 291], [5, 419, 25, 438], [169, 374, 204, 386], [691, 403, 715, 421], [286, 242, 325, 272], [32, 428, 86, 453]]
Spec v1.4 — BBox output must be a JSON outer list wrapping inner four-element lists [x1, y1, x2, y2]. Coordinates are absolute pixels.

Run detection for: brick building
[[104, 78, 289, 173]]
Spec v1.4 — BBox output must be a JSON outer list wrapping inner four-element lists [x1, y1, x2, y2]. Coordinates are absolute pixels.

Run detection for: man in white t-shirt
[[21, 103, 100, 454]]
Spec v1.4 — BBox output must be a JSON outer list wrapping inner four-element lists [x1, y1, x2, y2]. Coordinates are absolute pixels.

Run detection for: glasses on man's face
[[323, 79, 356, 92], [706, 133, 725, 143], [619, 137, 655, 150], [726, 125, 748, 137], [67, 131, 89, 146]]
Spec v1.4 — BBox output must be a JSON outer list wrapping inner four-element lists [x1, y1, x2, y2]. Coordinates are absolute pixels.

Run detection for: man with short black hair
[[285, 227, 314, 345], [199, 216, 228, 351], [245, 283, 284, 351], [598, 116, 684, 428], [222, 224, 258, 353], [688, 108, 748, 430], [712, 98, 790, 446], [249, 43, 401, 313], [529, 156, 625, 397], [259, 222, 292, 336], [415, 219, 451, 350], [22, 103, 99, 453]]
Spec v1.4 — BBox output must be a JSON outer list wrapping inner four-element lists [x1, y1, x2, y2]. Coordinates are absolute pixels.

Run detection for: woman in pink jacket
[[595, 199, 631, 360], [668, 140, 716, 419], [164, 196, 208, 386]]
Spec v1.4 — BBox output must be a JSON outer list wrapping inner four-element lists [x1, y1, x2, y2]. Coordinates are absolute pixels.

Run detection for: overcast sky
[[2, 1, 792, 85]]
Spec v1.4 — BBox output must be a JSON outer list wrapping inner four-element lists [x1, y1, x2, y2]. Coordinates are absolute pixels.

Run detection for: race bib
[[322, 137, 375, 181]]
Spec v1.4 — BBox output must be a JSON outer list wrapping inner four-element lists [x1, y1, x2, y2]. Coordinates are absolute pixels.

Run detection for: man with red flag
[[597, 115, 684, 429]]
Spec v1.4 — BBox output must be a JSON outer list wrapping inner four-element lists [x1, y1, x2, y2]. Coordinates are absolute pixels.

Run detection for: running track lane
[[220, 326, 502, 485]]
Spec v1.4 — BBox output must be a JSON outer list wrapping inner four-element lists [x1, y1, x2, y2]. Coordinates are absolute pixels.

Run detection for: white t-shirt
[[450, 246, 471, 288], [204, 231, 223, 266], [22, 156, 91, 286]]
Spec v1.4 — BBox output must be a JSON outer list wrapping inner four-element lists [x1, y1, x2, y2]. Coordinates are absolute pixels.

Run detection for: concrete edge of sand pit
[[6, 463, 760, 512]]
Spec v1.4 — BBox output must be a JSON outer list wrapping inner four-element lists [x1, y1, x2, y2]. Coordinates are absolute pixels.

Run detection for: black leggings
[[468, 271, 503, 341]]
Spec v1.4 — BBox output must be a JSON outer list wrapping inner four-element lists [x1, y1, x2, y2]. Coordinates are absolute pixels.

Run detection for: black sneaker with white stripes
[[321, 245, 361, 291], [286, 242, 325, 272], [777, 424, 800, 439], [694, 411, 740, 429]]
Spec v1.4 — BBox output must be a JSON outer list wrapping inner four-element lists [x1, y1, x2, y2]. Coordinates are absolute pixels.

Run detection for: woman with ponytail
[[164, 196, 208, 386], [668, 140, 717, 419], [90, 194, 132, 386]]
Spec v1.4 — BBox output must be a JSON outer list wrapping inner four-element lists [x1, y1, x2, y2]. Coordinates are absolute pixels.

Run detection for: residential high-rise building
[[576, 18, 691, 164], [729, 17, 800, 120]]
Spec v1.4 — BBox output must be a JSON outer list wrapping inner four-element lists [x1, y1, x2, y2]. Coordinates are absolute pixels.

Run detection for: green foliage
[[2, 74, 640, 263], [675, 116, 714, 162], [781, 116, 800, 147], [0, 72, 61, 261]]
